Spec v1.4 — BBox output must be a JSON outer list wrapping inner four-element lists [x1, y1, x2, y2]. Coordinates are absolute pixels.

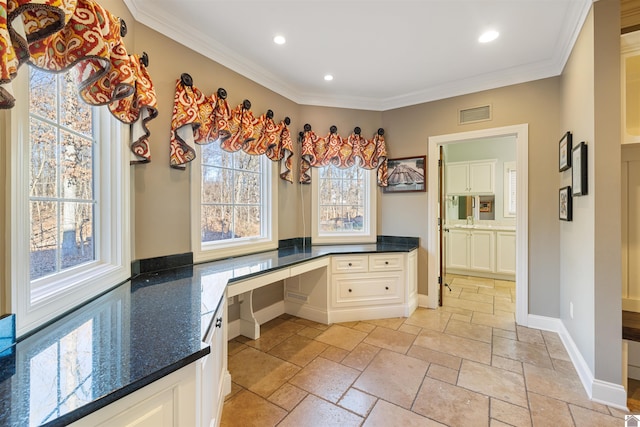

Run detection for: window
[[10, 66, 130, 336], [504, 161, 516, 217], [311, 165, 376, 244], [191, 143, 276, 262]]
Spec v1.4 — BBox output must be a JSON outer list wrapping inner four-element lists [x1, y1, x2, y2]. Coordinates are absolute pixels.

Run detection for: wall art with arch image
[[383, 156, 426, 193]]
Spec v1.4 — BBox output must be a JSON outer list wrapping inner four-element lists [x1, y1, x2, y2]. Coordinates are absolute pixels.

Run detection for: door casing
[[427, 124, 529, 326]]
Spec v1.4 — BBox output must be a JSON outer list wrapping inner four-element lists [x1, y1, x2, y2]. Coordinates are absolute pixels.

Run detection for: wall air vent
[[458, 104, 492, 125], [286, 291, 308, 303]]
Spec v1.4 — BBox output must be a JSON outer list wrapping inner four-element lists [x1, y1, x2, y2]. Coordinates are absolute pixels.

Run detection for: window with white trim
[[10, 66, 130, 336], [191, 143, 276, 262], [504, 161, 516, 217], [311, 165, 376, 244]]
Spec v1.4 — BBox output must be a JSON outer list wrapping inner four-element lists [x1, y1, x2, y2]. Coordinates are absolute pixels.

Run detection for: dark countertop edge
[[42, 347, 211, 427]]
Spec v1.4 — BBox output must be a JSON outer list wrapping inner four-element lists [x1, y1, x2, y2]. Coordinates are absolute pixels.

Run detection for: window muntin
[[29, 68, 96, 281], [312, 165, 376, 244], [193, 143, 276, 262]]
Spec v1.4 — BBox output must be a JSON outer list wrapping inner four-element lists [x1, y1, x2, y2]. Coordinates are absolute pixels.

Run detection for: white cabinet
[[446, 227, 515, 278], [73, 306, 227, 427], [327, 252, 417, 322], [446, 229, 494, 272], [496, 231, 516, 275], [445, 160, 495, 195], [470, 230, 495, 272], [447, 229, 470, 269]]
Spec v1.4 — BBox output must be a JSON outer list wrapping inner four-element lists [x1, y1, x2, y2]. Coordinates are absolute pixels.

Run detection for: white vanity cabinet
[[447, 229, 471, 270], [446, 160, 495, 195], [446, 229, 494, 272], [73, 304, 227, 427], [446, 227, 514, 279], [496, 231, 517, 275]]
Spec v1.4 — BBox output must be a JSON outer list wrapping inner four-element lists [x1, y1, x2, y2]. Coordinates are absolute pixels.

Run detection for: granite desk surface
[[0, 239, 418, 426]]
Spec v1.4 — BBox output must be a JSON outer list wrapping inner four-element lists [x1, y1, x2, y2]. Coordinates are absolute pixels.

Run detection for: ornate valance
[[170, 74, 293, 182], [299, 125, 388, 186], [1, 0, 158, 163]]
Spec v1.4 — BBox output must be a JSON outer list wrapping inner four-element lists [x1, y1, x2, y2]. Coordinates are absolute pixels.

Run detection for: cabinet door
[[445, 163, 469, 194], [496, 232, 516, 275], [470, 230, 495, 272], [332, 273, 403, 307], [446, 230, 470, 269], [469, 162, 494, 194]]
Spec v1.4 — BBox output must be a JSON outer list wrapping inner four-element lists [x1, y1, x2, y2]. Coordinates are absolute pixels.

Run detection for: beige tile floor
[[221, 274, 629, 426]]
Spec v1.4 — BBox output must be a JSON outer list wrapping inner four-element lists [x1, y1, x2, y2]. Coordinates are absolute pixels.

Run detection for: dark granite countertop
[[0, 238, 418, 426]]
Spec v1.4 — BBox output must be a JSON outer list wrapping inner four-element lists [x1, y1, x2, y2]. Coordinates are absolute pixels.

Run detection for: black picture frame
[[559, 131, 572, 172], [383, 156, 426, 193], [559, 186, 572, 221], [572, 141, 588, 197]]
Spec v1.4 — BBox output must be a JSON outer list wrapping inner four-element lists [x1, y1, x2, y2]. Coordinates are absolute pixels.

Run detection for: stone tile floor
[[221, 274, 629, 426]]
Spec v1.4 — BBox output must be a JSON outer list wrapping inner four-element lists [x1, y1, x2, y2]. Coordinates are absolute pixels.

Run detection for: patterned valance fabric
[[299, 128, 388, 186], [1, 0, 158, 163], [170, 77, 293, 182]]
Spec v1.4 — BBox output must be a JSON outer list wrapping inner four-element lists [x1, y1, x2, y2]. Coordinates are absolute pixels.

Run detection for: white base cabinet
[[73, 305, 227, 427], [496, 232, 517, 275], [447, 228, 514, 279], [284, 251, 418, 325]]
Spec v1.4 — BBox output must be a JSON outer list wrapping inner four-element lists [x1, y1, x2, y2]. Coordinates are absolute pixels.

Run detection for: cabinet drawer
[[332, 255, 369, 273], [332, 274, 403, 307], [369, 254, 403, 271]]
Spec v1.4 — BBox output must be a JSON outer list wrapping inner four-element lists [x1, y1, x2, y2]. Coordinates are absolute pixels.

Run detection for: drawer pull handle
[[348, 263, 352, 267], [215, 317, 223, 328], [385, 286, 389, 290], [385, 261, 389, 265], [348, 288, 352, 292]]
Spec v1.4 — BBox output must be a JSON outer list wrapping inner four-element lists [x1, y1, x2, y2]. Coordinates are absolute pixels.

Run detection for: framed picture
[[383, 156, 426, 193], [559, 131, 572, 172], [572, 141, 588, 196], [559, 186, 572, 221]]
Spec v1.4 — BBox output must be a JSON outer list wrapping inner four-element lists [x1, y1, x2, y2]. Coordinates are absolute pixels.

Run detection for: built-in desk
[[0, 238, 418, 426]]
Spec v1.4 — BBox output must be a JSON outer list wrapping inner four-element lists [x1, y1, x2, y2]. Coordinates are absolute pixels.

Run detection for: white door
[[470, 230, 494, 272]]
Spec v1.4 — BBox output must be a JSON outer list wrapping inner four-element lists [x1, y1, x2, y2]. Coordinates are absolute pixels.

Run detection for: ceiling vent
[[458, 104, 492, 125]]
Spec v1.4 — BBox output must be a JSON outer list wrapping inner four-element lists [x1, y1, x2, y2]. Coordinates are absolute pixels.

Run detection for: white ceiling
[[123, 0, 593, 111]]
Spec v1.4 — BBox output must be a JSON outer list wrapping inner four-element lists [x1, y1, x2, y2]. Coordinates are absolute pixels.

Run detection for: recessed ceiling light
[[478, 30, 499, 43], [324, 74, 334, 81], [273, 35, 286, 45]]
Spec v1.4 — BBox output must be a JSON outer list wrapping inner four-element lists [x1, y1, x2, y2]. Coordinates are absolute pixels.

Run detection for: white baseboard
[[227, 301, 285, 340], [284, 301, 329, 325], [527, 314, 627, 409], [629, 365, 640, 381]]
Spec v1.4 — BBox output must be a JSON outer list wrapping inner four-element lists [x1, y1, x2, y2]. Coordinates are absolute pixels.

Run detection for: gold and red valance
[[299, 125, 388, 187], [1, 0, 158, 163], [169, 74, 294, 182]]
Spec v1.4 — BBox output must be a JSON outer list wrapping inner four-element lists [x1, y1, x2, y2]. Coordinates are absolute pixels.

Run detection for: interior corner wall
[[380, 78, 562, 313], [560, 0, 623, 386], [128, 17, 301, 260], [592, 0, 622, 386], [560, 4, 596, 374], [295, 106, 383, 240]]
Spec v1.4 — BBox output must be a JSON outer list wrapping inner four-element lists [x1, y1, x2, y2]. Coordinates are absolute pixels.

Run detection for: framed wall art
[[572, 141, 588, 196], [559, 186, 572, 221], [559, 131, 572, 172], [383, 156, 426, 193]]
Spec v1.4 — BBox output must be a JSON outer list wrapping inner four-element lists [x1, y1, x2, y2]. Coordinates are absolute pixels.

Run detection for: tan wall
[[381, 78, 562, 309], [560, 0, 622, 385]]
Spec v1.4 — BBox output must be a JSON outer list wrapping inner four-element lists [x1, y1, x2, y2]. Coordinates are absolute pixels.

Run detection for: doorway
[[427, 124, 529, 326]]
